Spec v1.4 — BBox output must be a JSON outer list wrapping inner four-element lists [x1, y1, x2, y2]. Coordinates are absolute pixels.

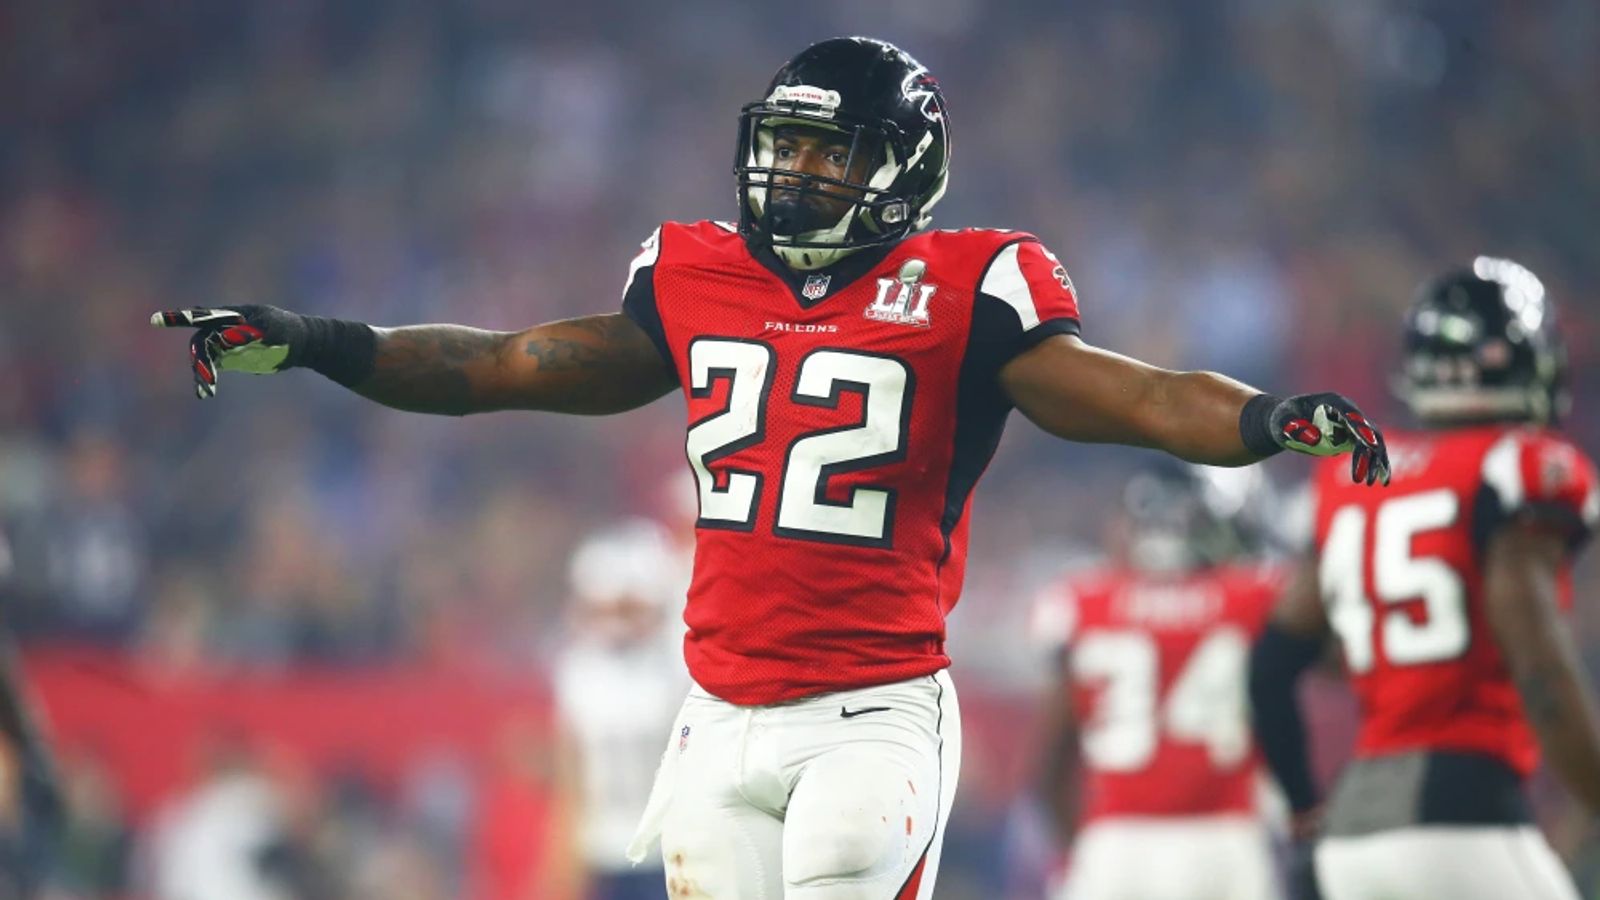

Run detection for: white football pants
[[628, 671, 961, 899], [1316, 826, 1579, 900], [1058, 816, 1280, 900]]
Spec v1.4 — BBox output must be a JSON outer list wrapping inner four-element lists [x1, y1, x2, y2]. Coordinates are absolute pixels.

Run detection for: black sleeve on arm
[[970, 290, 1080, 374], [618, 226, 674, 379], [620, 263, 673, 377], [1016, 316, 1080, 353], [1239, 393, 1285, 459], [1249, 622, 1326, 813], [297, 315, 378, 387], [1472, 483, 1594, 556]]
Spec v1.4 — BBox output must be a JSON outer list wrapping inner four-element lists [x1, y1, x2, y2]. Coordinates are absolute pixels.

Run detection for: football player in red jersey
[[1034, 464, 1289, 900], [154, 37, 1390, 900], [1250, 258, 1600, 900]]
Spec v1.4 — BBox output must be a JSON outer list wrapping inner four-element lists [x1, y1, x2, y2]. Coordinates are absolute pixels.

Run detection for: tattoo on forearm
[[356, 316, 672, 415], [523, 317, 617, 371], [360, 326, 504, 414], [522, 316, 674, 412], [524, 338, 591, 368]]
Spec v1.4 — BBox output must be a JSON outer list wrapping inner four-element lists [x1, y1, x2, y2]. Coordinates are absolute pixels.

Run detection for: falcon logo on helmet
[[903, 70, 944, 123]]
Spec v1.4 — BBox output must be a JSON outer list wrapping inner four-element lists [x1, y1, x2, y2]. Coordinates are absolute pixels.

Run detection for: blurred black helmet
[[735, 37, 951, 270], [1398, 256, 1568, 425], [1122, 462, 1263, 574]]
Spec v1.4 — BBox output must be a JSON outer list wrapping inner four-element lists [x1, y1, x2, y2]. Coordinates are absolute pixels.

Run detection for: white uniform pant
[[628, 672, 961, 899], [1058, 816, 1279, 900], [1316, 826, 1579, 900]]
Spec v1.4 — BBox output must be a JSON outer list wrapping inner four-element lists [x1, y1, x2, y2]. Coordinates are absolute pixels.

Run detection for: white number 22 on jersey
[[1072, 626, 1252, 772], [685, 338, 912, 546], [1320, 488, 1468, 673]]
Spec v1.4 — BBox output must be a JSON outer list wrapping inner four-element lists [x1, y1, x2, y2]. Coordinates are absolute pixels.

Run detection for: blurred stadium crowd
[[1, 0, 1597, 897]]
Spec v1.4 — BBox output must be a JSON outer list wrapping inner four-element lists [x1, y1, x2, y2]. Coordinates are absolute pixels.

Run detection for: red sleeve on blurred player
[[1476, 431, 1600, 552]]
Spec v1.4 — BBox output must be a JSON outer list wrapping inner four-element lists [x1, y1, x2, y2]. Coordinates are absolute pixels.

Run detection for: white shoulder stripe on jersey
[[1481, 433, 1525, 510], [623, 227, 663, 299], [977, 242, 1040, 330]]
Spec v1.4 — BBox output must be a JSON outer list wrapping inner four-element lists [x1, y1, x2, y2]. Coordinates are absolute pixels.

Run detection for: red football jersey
[[1311, 425, 1599, 775], [1038, 563, 1287, 822], [622, 221, 1081, 704]]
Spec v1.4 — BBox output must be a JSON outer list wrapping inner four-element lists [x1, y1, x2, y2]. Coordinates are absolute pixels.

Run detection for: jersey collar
[[745, 238, 898, 310]]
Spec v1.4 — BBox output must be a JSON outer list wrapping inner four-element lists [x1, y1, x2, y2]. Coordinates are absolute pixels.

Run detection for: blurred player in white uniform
[[554, 519, 690, 900], [1034, 464, 1289, 900]]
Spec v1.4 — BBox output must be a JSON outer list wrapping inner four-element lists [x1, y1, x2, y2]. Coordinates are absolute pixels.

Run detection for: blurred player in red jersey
[[1250, 257, 1600, 900], [1034, 463, 1289, 900], [154, 37, 1391, 900]]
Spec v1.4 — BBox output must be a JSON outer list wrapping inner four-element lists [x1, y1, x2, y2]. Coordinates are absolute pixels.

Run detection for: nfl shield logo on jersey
[[866, 259, 936, 327], [802, 274, 831, 300]]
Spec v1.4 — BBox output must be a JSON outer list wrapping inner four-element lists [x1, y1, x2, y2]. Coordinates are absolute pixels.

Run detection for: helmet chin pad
[[771, 242, 861, 271], [1395, 379, 1563, 425]]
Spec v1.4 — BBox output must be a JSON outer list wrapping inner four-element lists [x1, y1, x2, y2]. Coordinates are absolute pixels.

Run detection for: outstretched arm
[[153, 307, 677, 416], [1483, 521, 1600, 813], [999, 335, 1389, 482], [358, 315, 676, 415], [1001, 335, 1261, 464]]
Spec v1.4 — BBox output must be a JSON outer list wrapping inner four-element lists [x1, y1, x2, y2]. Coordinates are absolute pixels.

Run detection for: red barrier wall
[[24, 645, 553, 819]]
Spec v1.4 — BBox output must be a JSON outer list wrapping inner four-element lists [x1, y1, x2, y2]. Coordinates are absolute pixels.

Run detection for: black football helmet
[[1397, 256, 1569, 425], [735, 37, 951, 270], [1121, 462, 1263, 574]]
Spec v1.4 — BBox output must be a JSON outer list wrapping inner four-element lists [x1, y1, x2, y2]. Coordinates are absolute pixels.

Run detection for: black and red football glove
[[151, 305, 307, 398], [1269, 392, 1391, 486]]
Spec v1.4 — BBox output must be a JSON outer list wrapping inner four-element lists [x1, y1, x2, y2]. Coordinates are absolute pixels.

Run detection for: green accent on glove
[[217, 342, 291, 374], [1281, 405, 1356, 458]]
